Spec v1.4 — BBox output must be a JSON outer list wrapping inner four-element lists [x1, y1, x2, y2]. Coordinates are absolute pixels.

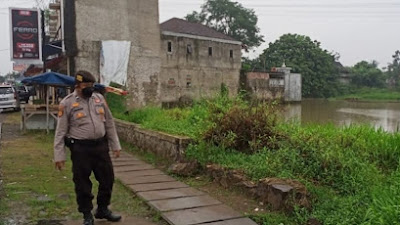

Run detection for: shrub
[[204, 103, 286, 153]]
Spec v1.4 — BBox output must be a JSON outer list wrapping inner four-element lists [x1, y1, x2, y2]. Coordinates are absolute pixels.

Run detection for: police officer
[[54, 70, 122, 225]]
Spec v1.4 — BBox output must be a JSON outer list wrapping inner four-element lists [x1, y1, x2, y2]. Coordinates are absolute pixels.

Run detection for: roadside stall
[[21, 72, 74, 133]]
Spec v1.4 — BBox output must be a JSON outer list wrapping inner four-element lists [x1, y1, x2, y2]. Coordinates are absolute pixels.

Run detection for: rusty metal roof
[[160, 18, 238, 42]]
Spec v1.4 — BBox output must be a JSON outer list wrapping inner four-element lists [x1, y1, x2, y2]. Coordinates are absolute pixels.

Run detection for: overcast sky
[[1, 0, 399, 74]]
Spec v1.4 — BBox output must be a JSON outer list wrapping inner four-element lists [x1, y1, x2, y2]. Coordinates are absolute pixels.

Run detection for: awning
[[21, 72, 74, 86]]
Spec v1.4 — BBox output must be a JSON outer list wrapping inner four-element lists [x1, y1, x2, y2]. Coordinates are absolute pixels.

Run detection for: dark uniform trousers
[[70, 139, 114, 213]]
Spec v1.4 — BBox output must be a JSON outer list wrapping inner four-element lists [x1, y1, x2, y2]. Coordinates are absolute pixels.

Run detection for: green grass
[[334, 87, 400, 101], [107, 93, 400, 225], [107, 93, 217, 139], [185, 123, 400, 224], [0, 130, 163, 224]]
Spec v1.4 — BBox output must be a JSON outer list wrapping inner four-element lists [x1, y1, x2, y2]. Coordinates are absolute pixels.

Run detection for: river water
[[282, 99, 400, 132]]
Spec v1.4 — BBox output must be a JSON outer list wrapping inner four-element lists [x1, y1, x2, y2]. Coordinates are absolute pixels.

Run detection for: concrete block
[[149, 195, 221, 212], [162, 205, 242, 225], [137, 187, 205, 201]]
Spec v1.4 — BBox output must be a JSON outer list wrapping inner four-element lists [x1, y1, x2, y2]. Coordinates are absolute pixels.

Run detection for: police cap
[[75, 70, 96, 84]]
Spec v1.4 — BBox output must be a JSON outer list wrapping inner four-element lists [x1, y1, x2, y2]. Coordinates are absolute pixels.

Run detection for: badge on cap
[[95, 98, 101, 103], [76, 75, 83, 82]]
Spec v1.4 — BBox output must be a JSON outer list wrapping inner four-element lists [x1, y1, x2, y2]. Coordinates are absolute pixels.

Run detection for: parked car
[[0, 85, 20, 112], [16, 85, 30, 103]]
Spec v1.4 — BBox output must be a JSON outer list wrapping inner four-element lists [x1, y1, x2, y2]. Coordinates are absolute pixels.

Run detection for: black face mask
[[81, 87, 94, 98]]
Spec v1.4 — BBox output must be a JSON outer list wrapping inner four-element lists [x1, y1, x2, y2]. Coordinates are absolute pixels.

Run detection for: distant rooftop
[[160, 18, 239, 43]]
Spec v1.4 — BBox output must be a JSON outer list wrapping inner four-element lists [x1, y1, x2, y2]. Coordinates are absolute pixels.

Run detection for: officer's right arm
[[54, 102, 69, 164]]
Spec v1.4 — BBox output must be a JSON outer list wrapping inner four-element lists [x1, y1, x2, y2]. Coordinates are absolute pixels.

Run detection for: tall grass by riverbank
[[107, 93, 400, 224], [334, 87, 400, 101], [186, 124, 400, 224]]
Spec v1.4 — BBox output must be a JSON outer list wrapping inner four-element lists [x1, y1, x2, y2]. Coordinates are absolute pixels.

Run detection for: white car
[[0, 85, 20, 112]]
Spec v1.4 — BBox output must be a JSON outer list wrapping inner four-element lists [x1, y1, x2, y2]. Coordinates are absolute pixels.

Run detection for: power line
[[161, 1, 400, 11], [245, 3, 400, 8], [256, 10, 400, 15]]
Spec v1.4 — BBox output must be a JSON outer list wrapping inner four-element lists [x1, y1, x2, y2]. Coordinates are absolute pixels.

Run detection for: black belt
[[72, 136, 107, 146]]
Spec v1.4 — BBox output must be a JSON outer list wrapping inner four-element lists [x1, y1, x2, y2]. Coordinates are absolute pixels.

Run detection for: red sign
[[10, 8, 42, 63], [13, 63, 28, 72]]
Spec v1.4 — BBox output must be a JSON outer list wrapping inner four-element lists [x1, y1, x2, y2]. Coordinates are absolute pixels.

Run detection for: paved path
[[111, 152, 258, 225]]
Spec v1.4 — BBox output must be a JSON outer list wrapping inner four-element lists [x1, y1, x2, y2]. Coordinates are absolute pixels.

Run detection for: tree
[[33, 0, 50, 10], [350, 61, 386, 88], [257, 34, 339, 98], [386, 50, 400, 87], [185, 0, 264, 49]]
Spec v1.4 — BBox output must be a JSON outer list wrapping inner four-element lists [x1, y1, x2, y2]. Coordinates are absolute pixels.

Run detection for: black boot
[[83, 212, 94, 225], [94, 207, 122, 222]]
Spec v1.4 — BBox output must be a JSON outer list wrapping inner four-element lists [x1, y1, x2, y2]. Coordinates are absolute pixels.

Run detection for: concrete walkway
[[111, 151, 258, 225]]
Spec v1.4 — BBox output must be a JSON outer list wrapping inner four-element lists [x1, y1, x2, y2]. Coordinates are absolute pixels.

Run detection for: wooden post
[[67, 57, 72, 95], [52, 86, 55, 105], [67, 57, 70, 75], [46, 85, 49, 133], [21, 106, 25, 132]]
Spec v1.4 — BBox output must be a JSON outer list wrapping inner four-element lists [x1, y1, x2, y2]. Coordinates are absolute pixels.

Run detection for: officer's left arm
[[101, 96, 122, 153]]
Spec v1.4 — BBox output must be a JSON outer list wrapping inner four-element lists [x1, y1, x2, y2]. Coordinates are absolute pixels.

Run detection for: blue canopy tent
[[21, 72, 75, 132], [21, 72, 75, 87]]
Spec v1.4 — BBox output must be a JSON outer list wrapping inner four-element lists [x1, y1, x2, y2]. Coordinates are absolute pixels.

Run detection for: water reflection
[[282, 99, 400, 132]]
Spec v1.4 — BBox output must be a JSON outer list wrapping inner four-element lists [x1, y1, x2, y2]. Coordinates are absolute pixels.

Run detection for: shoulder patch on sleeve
[[58, 104, 65, 117]]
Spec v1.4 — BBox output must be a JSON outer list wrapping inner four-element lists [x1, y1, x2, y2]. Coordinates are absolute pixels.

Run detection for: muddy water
[[282, 99, 400, 132]]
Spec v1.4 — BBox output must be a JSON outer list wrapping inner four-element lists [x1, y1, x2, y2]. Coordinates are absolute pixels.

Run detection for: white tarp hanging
[[100, 40, 131, 86]]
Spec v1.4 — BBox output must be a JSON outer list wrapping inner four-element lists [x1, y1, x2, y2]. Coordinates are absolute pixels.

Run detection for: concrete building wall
[[160, 34, 241, 103], [284, 73, 302, 102], [246, 72, 285, 100], [276, 66, 302, 102], [338, 74, 351, 85], [73, 0, 162, 107]]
